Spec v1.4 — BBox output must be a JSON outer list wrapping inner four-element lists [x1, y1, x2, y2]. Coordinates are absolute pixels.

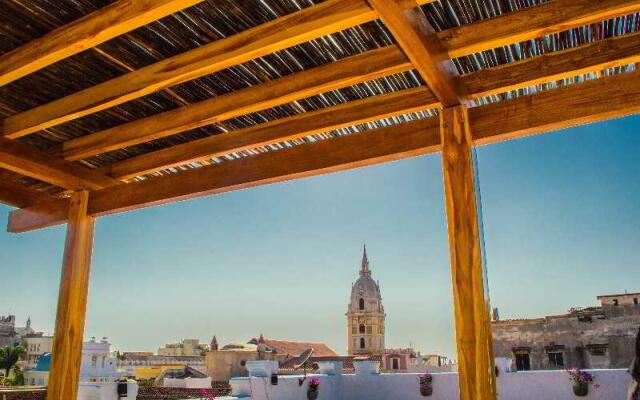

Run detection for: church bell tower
[[346, 245, 385, 356]]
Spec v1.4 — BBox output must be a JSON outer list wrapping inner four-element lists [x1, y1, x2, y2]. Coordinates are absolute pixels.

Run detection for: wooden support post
[[440, 106, 496, 400], [47, 191, 95, 400]]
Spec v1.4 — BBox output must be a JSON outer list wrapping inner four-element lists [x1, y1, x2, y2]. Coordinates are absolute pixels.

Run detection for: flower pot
[[307, 388, 319, 400], [420, 386, 433, 396], [573, 381, 589, 397]]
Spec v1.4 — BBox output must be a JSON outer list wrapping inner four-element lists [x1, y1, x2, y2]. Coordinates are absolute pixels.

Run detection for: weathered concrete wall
[[492, 307, 640, 370], [205, 351, 282, 381]]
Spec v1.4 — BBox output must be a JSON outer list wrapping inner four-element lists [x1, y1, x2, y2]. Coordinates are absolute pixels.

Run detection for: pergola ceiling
[[1, 0, 640, 232]]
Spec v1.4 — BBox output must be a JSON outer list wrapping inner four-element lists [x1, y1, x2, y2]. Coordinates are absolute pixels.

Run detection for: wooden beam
[[107, 87, 438, 179], [0, 139, 119, 190], [0, 0, 204, 86], [367, 0, 461, 106], [460, 31, 640, 98], [64, 32, 640, 162], [46, 191, 95, 400], [0, 171, 51, 208], [440, 105, 496, 400], [438, 0, 640, 58], [470, 70, 640, 146], [7, 118, 441, 232], [7, 0, 631, 138], [59, 46, 413, 161], [1, 0, 379, 139], [9, 68, 640, 232]]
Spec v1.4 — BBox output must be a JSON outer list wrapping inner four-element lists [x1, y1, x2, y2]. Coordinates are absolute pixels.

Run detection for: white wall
[[241, 369, 632, 400]]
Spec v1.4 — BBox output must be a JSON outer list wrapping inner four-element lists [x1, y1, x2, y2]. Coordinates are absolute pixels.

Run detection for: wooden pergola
[[1, 0, 639, 399]]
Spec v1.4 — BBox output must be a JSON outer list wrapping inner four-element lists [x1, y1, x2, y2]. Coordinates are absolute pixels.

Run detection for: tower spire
[[360, 244, 371, 276]]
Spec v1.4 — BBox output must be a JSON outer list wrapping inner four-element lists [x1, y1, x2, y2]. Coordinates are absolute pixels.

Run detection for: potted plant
[[418, 373, 433, 396], [307, 377, 321, 400], [567, 368, 594, 397]]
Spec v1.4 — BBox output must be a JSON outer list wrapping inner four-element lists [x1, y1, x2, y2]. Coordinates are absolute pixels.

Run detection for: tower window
[[634, 298, 638, 305], [359, 324, 365, 334], [360, 338, 365, 349], [359, 298, 365, 310], [613, 299, 619, 306]]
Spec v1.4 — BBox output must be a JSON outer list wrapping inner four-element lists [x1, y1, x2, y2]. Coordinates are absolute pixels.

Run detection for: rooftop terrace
[[2, 1, 640, 400]]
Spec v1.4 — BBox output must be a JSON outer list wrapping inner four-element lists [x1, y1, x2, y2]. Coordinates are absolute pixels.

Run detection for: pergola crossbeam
[[0, 140, 119, 191], [107, 87, 438, 180], [9, 68, 640, 232], [59, 46, 413, 161], [4, 0, 637, 139], [368, 0, 461, 106], [0, 0, 204, 87]]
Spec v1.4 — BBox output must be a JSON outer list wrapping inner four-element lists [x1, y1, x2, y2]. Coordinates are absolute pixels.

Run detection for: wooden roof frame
[[1, 1, 640, 399]]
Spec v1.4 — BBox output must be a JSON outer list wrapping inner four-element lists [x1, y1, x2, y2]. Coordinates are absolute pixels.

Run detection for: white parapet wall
[[78, 381, 138, 400], [233, 362, 633, 400]]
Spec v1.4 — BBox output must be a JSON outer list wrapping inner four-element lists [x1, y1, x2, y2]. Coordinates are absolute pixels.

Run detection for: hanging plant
[[418, 373, 433, 397], [567, 369, 596, 397], [307, 377, 321, 400]]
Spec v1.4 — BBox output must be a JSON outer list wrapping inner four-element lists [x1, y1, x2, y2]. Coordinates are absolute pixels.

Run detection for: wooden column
[[440, 106, 496, 400], [47, 191, 95, 400]]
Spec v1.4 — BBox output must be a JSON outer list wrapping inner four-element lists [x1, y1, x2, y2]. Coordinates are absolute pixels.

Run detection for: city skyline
[[1, 115, 639, 357]]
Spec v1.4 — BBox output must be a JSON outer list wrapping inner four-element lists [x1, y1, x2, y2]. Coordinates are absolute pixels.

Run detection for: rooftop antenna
[[294, 348, 314, 386]]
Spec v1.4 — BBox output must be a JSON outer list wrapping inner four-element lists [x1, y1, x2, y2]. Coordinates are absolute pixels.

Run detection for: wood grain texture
[[61, 32, 640, 163], [0, 171, 51, 208], [1, 0, 378, 139], [60, 46, 413, 160], [107, 86, 438, 179], [46, 191, 95, 400], [367, 0, 461, 106], [8, 118, 441, 232], [8, 68, 640, 232], [440, 106, 496, 400], [460, 31, 640, 98], [0, 0, 203, 87], [471, 68, 640, 145], [0, 139, 119, 190], [438, 0, 640, 58]]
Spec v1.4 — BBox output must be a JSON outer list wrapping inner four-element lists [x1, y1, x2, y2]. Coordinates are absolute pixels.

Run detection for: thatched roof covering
[[0, 0, 638, 196]]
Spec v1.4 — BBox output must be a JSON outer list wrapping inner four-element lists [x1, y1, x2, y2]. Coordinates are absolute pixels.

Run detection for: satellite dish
[[295, 348, 314, 386], [294, 348, 314, 369]]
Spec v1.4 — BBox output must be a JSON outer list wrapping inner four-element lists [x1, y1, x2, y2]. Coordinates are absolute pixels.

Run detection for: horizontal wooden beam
[[6, 0, 633, 139], [59, 46, 413, 161], [470, 69, 640, 145], [460, 31, 640, 98], [438, 0, 640, 58], [1, 0, 379, 139], [0, 0, 204, 87], [7, 118, 440, 232], [105, 33, 640, 178], [9, 68, 640, 232], [367, 0, 461, 106], [0, 171, 52, 208], [0, 140, 119, 190], [107, 87, 438, 179]]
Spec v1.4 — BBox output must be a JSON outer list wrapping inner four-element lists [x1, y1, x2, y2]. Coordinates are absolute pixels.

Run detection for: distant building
[[346, 246, 385, 357], [492, 292, 640, 371], [22, 333, 53, 368], [0, 315, 36, 347], [205, 335, 338, 381], [158, 338, 208, 357], [23, 337, 124, 386], [118, 353, 206, 378], [382, 348, 454, 373]]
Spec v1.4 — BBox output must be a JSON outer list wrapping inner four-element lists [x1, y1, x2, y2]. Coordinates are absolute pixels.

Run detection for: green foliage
[[0, 345, 26, 379]]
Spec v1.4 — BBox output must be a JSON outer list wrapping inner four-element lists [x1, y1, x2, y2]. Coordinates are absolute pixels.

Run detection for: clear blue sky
[[1, 115, 639, 358]]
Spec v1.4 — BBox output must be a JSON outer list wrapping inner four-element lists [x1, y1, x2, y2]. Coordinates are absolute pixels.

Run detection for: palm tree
[[0, 345, 26, 379]]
